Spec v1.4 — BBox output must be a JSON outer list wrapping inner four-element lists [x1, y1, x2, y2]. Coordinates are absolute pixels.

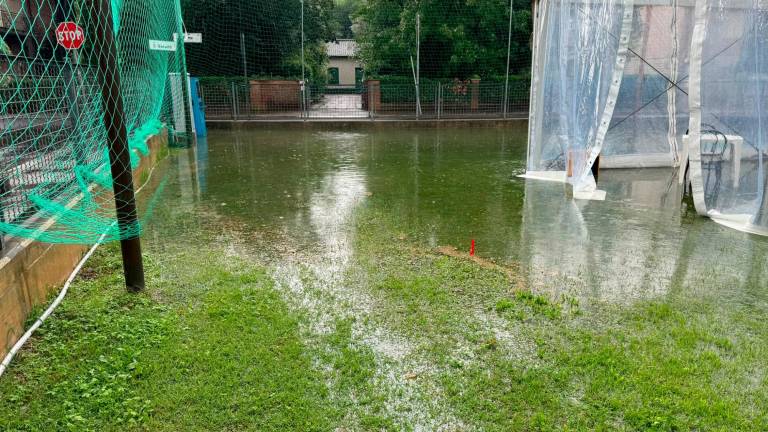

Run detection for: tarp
[[527, 0, 768, 235]]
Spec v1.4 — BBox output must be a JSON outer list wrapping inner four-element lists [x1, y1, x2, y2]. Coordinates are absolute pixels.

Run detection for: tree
[[353, 0, 531, 80], [331, 0, 362, 39], [182, 0, 335, 85]]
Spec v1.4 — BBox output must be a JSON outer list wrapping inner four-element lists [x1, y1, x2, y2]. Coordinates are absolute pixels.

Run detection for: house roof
[[326, 39, 357, 58]]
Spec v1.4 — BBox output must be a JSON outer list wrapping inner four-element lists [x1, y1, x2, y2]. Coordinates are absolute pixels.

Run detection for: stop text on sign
[[55, 22, 85, 50]]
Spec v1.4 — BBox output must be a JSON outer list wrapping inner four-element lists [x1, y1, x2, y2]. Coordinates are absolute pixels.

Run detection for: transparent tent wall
[[527, 0, 768, 236], [527, 0, 632, 195], [528, 0, 694, 180], [688, 0, 768, 235], [602, 1, 695, 169]]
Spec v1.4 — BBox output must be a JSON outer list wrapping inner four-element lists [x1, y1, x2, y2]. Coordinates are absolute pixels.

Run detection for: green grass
[[0, 244, 342, 431], [0, 201, 766, 430], [347, 205, 768, 431]]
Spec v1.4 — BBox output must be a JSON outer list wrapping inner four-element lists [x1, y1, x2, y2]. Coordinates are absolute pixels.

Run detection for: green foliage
[[281, 42, 330, 89], [182, 0, 334, 86], [354, 0, 532, 79], [331, 0, 362, 38], [495, 291, 562, 320], [0, 259, 173, 430]]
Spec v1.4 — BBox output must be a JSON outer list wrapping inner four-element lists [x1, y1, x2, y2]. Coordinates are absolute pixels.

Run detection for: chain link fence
[[183, 0, 533, 123], [1, 56, 102, 249], [200, 78, 530, 121], [1, 0, 191, 250]]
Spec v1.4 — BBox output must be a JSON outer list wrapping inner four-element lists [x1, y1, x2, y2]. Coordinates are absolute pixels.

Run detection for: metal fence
[[0, 57, 103, 251], [200, 79, 530, 121]]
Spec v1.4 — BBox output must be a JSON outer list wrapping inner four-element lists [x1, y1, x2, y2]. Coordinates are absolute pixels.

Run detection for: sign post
[[91, 0, 146, 292]]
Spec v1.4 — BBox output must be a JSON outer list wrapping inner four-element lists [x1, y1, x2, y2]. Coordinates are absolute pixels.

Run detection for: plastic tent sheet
[[528, 0, 768, 236], [527, 0, 633, 196], [529, 0, 696, 179], [688, 0, 768, 235], [603, 2, 695, 169]]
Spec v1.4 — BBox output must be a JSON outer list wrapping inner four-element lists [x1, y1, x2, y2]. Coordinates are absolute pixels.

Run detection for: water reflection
[[520, 177, 688, 302], [195, 137, 209, 194], [522, 168, 768, 303], [156, 126, 767, 305], [307, 161, 367, 279]]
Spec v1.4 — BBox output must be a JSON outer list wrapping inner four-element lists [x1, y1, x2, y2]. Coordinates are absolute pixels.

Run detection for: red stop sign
[[55, 22, 85, 50]]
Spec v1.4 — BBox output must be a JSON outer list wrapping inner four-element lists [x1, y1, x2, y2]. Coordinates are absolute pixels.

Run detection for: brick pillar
[[249, 81, 262, 112], [366, 79, 381, 113], [470, 79, 480, 112]]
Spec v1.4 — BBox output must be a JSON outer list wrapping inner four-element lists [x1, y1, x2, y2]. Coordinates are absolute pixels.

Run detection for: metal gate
[[305, 85, 368, 119]]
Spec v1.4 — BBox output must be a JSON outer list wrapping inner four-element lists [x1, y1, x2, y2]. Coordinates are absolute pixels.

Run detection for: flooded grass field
[[1, 125, 767, 430]]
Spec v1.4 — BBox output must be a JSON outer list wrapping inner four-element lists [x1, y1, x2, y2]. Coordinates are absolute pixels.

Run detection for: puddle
[[147, 126, 767, 306], [134, 125, 768, 428]]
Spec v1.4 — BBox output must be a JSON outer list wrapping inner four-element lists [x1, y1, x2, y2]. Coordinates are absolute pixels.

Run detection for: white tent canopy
[[527, 0, 767, 234]]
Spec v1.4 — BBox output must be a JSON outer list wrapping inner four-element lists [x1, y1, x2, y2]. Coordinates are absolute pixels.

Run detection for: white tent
[[526, 0, 767, 235]]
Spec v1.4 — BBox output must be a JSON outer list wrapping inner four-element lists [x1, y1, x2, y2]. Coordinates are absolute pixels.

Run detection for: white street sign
[[149, 40, 177, 52]]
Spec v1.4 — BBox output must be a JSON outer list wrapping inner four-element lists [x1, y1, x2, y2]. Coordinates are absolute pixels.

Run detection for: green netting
[[0, 0, 191, 244], [181, 0, 532, 120]]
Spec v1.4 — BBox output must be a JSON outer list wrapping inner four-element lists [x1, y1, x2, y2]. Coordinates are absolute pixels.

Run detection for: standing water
[[153, 126, 768, 306], [137, 125, 768, 429], [2, 125, 765, 430]]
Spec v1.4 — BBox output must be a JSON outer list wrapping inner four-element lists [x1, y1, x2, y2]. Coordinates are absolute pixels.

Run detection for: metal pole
[[232, 81, 238, 120], [300, 0, 307, 119], [416, 12, 421, 118], [59, 0, 82, 147], [93, 0, 145, 292], [240, 32, 248, 80], [174, 0, 196, 141], [301, 0, 306, 85], [503, 0, 514, 119], [368, 81, 375, 120]]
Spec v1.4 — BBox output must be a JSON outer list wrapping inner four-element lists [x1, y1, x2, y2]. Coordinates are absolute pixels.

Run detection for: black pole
[[93, 0, 145, 292]]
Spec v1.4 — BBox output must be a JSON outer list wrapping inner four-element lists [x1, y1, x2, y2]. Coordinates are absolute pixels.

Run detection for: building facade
[[326, 39, 362, 87]]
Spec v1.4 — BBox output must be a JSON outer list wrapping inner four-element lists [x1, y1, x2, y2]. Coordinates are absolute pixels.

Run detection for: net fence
[[1, 0, 190, 246], [182, 0, 533, 120], [0, 0, 532, 247]]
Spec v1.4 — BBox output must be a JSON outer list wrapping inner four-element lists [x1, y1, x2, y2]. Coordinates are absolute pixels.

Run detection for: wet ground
[[308, 94, 369, 118], [6, 123, 756, 431], [158, 125, 768, 306]]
